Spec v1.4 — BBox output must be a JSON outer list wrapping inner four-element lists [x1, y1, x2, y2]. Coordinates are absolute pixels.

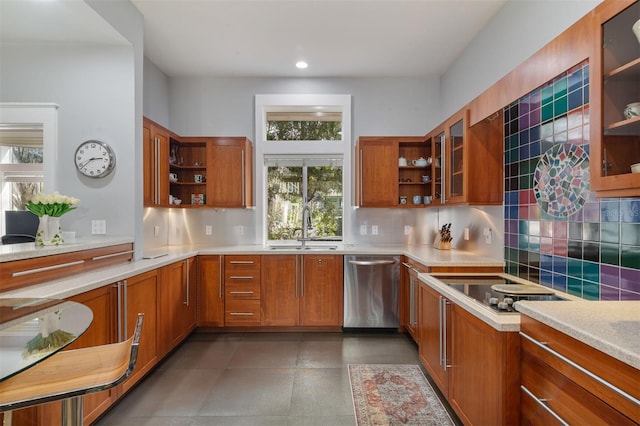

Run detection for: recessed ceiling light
[[296, 61, 308, 69]]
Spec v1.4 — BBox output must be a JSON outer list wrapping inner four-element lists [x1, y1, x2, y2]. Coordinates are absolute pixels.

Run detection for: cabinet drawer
[[0, 243, 134, 293], [521, 350, 636, 425], [225, 281, 260, 300], [520, 315, 639, 421], [224, 255, 260, 271], [225, 299, 261, 326]]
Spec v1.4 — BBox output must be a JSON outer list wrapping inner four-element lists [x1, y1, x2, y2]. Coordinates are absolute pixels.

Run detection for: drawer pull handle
[[229, 275, 254, 279], [521, 385, 569, 426], [229, 312, 254, 316], [12, 260, 85, 277], [229, 260, 254, 264], [229, 291, 254, 295], [92, 250, 134, 261], [520, 332, 640, 407]]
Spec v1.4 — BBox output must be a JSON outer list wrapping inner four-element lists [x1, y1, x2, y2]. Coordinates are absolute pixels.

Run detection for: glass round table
[[0, 298, 93, 382]]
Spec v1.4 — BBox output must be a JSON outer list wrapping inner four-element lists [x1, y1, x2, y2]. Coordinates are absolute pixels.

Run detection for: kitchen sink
[[269, 245, 338, 251]]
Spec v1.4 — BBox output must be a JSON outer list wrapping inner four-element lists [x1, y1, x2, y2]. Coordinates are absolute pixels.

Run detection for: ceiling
[[0, 0, 508, 78], [132, 0, 507, 78]]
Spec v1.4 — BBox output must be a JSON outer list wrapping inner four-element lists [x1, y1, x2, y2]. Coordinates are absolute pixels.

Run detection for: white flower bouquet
[[26, 192, 80, 217]]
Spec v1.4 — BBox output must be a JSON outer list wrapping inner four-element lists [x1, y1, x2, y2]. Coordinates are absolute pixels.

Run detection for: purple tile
[[508, 219, 518, 234], [567, 207, 583, 222], [507, 233, 518, 248], [582, 202, 600, 222], [519, 114, 530, 131], [600, 264, 620, 287], [520, 96, 531, 115], [600, 285, 620, 300], [620, 267, 640, 292], [620, 290, 640, 301]]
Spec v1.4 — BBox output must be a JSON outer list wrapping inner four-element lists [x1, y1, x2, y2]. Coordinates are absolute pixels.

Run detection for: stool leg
[[2, 411, 12, 426], [61, 396, 83, 426]]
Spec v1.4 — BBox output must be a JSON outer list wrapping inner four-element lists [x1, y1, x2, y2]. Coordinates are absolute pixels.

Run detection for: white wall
[[0, 44, 136, 238], [143, 57, 171, 128], [440, 0, 602, 120], [168, 76, 440, 138]]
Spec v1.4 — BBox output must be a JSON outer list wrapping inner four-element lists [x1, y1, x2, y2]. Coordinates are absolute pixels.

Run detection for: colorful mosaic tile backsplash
[[503, 61, 640, 301]]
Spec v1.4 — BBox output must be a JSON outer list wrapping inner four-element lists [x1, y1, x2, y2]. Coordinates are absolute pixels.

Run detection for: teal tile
[[621, 224, 640, 245], [600, 243, 620, 266], [568, 259, 583, 279], [519, 235, 529, 250], [601, 222, 619, 244], [519, 220, 529, 235], [554, 77, 567, 98], [554, 96, 568, 116], [541, 85, 553, 105], [582, 280, 600, 300], [621, 245, 640, 269], [542, 103, 554, 122], [583, 261, 599, 282], [568, 277, 582, 297], [509, 134, 519, 149]]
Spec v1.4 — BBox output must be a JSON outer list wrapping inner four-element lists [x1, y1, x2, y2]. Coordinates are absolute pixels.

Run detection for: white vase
[[36, 214, 63, 246], [633, 18, 640, 45]]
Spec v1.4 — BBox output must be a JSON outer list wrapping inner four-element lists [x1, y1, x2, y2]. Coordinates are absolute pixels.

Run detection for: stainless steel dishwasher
[[343, 255, 400, 329]]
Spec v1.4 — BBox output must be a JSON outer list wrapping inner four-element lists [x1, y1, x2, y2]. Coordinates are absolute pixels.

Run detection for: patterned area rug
[[348, 364, 454, 425]]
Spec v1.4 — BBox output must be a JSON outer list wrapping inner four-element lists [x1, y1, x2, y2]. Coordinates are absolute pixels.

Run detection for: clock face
[[74, 140, 116, 178]]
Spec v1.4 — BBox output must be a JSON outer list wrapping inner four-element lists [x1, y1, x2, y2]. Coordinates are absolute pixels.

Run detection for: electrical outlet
[[91, 220, 106, 235], [205, 225, 212, 235], [371, 225, 379, 235], [360, 225, 367, 235], [404, 225, 411, 235], [483, 227, 492, 244], [464, 227, 470, 240], [154, 226, 160, 237]]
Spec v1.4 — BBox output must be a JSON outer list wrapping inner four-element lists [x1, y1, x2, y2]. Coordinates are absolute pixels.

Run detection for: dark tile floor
[[96, 331, 446, 426]]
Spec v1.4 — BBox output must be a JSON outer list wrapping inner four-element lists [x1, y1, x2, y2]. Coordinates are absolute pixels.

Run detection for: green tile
[[582, 280, 600, 300], [568, 259, 582, 279], [509, 134, 519, 150], [541, 103, 554, 122], [600, 243, 620, 266], [567, 277, 582, 297], [600, 223, 619, 244], [621, 245, 640, 269], [554, 77, 567, 98], [554, 96, 568, 116], [541, 85, 553, 105], [529, 158, 539, 175], [583, 261, 599, 282], [621, 224, 640, 245]]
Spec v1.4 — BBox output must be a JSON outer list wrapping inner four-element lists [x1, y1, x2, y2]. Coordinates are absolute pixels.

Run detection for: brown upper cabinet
[[430, 109, 503, 206], [143, 117, 171, 207], [590, 0, 640, 197], [355, 136, 431, 207], [143, 117, 254, 208]]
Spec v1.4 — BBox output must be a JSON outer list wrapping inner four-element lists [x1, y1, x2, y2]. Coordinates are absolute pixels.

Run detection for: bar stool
[[0, 313, 144, 426]]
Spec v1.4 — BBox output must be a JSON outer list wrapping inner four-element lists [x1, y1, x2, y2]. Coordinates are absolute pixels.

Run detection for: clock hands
[[80, 157, 99, 169]]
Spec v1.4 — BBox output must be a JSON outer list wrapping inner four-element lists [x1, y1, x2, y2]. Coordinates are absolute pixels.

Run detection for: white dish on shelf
[[624, 102, 640, 119], [631, 163, 640, 174]]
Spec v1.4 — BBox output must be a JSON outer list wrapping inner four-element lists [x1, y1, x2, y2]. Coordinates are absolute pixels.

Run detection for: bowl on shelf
[[624, 102, 640, 119], [631, 163, 640, 174], [173, 199, 182, 205]]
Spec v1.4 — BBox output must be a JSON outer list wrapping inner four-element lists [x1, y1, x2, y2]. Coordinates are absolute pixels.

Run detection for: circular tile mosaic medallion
[[533, 144, 590, 218]]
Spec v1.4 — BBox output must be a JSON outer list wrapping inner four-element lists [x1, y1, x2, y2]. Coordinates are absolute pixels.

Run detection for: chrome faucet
[[299, 202, 311, 248]]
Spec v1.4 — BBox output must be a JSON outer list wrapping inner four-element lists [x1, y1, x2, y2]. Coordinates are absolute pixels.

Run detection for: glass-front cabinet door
[[448, 119, 465, 201], [590, 0, 640, 196]]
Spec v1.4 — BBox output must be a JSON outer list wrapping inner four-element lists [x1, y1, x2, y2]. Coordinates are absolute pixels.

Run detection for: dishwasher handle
[[348, 259, 396, 266]]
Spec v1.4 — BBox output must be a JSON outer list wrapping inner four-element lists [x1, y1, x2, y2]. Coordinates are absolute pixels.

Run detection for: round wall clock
[[74, 140, 116, 178]]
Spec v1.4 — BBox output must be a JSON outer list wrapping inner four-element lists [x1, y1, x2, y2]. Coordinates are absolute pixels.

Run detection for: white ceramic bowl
[[624, 102, 640, 119], [631, 163, 640, 174], [173, 199, 182, 205]]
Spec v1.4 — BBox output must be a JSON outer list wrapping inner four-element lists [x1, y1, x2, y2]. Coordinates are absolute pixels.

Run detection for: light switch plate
[[371, 225, 379, 235], [360, 225, 367, 235], [91, 220, 106, 235]]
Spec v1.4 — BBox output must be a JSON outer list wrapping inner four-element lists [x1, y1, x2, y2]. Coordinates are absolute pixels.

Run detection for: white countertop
[[3, 240, 637, 370], [515, 300, 640, 370], [0, 236, 134, 263]]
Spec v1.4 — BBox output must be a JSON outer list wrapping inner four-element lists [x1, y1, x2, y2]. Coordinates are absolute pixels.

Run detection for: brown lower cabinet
[[520, 314, 639, 425], [261, 255, 343, 327], [419, 282, 520, 425], [197, 255, 224, 327]]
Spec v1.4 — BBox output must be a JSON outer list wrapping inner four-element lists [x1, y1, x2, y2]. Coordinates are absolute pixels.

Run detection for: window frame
[[255, 94, 352, 245]]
